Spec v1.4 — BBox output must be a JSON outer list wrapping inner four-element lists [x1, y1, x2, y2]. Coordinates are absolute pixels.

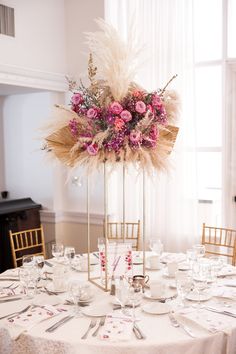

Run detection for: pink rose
[[130, 130, 142, 144], [87, 143, 98, 155], [135, 101, 146, 114], [147, 104, 154, 113], [110, 102, 123, 115], [87, 108, 98, 119], [114, 117, 125, 131], [71, 93, 83, 105], [120, 110, 132, 122], [151, 94, 161, 107]]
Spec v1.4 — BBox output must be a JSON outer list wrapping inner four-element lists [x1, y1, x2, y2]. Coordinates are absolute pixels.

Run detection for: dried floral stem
[[159, 74, 178, 96]]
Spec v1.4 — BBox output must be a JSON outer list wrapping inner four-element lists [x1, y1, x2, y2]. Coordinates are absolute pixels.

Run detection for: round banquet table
[[0, 253, 236, 354]]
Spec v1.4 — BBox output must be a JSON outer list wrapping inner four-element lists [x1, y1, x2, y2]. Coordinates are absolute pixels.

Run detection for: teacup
[[148, 255, 161, 269], [167, 262, 178, 277], [132, 274, 149, 289], [150, 280, 167, 298]]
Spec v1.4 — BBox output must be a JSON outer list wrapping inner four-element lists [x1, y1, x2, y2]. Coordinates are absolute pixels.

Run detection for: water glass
[[149, 238, 163, 255], [193, 244, 205, 259], [127, 283, 142, 321], [52, 243, 64, 261], [64, 247, 75, 265], [186, 248, 197, 270], [22, 255, 35, 268], [69, 281, 87, 317], [19, 267, 37, 299], [175, 271, 193, 307]]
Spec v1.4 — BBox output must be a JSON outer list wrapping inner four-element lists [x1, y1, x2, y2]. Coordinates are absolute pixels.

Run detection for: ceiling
[[0, 83, 46, 96]]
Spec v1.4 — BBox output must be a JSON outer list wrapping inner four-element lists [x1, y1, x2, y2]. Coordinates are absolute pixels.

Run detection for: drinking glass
[[64, 247, 75, 265], [34, 255, 45, 292], [19, 267, 37, 299], [115, 277, 129, 313], [175, 271, 193, 307], [51, 243, 64, 261], [69, 281, 86, 317], [193, 244, 205, 259], [149, 238, 163, 255], [127, 283, 142, 321], [186, 248, 197, 270], [192, 262, 208, 310], [22, 255, 35, 267]]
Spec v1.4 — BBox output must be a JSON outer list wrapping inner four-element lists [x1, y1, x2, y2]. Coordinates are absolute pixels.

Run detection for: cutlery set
[[168, 311, 196, 338]]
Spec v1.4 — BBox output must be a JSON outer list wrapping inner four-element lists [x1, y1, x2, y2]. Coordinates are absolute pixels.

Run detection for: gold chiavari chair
[[202, 223, 236, 266], [105, 220, 141, 251], [9, 225, 46, 268]]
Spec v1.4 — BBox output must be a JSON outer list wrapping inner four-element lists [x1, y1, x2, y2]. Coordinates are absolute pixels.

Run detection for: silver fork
[[168, 312, 196, 338], [81, 320, 97, 339], [92, 317, 105, 337]]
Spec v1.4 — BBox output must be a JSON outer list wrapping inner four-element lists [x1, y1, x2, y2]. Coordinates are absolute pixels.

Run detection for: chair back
[[105, 220, 141, 251], [9, 225, 46, 267], [202, 223, 236, 266]]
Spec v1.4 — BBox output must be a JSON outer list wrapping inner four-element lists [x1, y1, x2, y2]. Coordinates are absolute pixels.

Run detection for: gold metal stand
[[87, 162, 146, 291]]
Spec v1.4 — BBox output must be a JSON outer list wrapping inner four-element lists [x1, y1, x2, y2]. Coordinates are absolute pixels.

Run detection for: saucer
[[144, 290, 177, 301], [146, 264, 163, 271], [186, 291, 212, 302], [142, 303, 171, 315], [178, 263, 190, 271]]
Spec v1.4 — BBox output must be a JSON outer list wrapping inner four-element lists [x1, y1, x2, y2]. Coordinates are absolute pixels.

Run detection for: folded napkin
[[99, 312, 133, 341], [0, 268, 19, 280], [212, 286, 236, 300], [175, 308, 232, 335], [4, 304, 67, 340], [220, 279, 236, 287], [161, 253, 186, 264], [218, 266, 236, 277]]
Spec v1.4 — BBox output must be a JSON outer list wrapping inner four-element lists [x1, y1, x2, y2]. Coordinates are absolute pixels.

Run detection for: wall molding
[[0, 63, 67, 92], [40, 210, 104, 225]]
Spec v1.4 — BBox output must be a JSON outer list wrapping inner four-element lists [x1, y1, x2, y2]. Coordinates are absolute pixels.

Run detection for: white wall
[[0, 97, 6, 192], [3, 91, 55, 207], [0, 0, 66, 75], [65, 0, 104, 80]]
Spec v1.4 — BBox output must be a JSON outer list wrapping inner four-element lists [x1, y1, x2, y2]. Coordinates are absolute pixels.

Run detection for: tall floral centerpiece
[[44, 19, 179, 291]]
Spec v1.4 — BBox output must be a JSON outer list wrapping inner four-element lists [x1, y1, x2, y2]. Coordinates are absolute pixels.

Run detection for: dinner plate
[[82, 303, 112, 317], [178, 263, 190, 271], [142, 303, 171, 315], [144, 290, 177, 301], [186, 291, 212, 302]]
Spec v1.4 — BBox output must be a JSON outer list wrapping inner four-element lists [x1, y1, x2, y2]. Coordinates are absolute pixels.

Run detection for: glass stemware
[[193, 244, 205, 259], [51, 243, 64, 261], [64, 247, 75, 266], [34, 255, 45, 292], [115, 277, 128, 313], [22, 255, 35, 268], [127, 283, 142, 321], [149, 238, 163, 255], [175, 271, 193, 308], [69, 281, 87, 317], [19, 267, 37, 299]]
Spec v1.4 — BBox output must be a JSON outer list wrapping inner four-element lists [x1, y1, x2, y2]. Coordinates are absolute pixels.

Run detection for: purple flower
[[135, 101, 146, 114], [129, 130, 142, 144], [87, 143, 98, 155], [87, 107, 98, 119], [71, 93, 83, 105], [120, 110, 132, 122], [109, 102, 123, 115]]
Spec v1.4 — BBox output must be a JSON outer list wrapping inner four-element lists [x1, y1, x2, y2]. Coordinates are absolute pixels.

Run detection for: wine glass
[[193, 244, 205, 259], [22, 255, 35, 268], [64, 247, 75, 266], [175, 271, 193, 308], [19, 267, 37, 299], [115, 277, 129, 313], [52, 243, 64, 261], [149, 238, 163, 255], [34, 255, 45, 291], [69, 281, 87, 317], [186, 248, 197, 270], [127, 283, 142, 321], [192, 262, 208, 311]]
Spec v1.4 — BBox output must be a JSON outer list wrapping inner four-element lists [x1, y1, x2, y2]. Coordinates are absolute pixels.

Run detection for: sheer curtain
[[105, 0, 199, 251]]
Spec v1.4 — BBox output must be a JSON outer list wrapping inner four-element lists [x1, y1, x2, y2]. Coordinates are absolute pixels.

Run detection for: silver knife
[[205, 306, 236, 318], [134, 323, 146, 339], [0, 297, 22, 304], [45, 315, 74, 332]]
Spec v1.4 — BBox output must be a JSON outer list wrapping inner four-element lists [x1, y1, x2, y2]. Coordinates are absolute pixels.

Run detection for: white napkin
[[212, 286, 236, 300], [161, 253, 186, 264], [99, 312, 133, 341], [218, 266, 236, 277], [0, 268, 19, 279], [175, 308, 232, 335], [220, 279, 236, 287], [4, 304, 67, 340]]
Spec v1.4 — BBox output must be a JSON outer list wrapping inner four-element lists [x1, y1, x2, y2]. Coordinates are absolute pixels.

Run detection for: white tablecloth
[[0, 255, 236, 354]]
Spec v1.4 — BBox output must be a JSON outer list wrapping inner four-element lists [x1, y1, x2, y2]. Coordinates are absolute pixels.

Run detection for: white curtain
[[105, 0, 200, 251]]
